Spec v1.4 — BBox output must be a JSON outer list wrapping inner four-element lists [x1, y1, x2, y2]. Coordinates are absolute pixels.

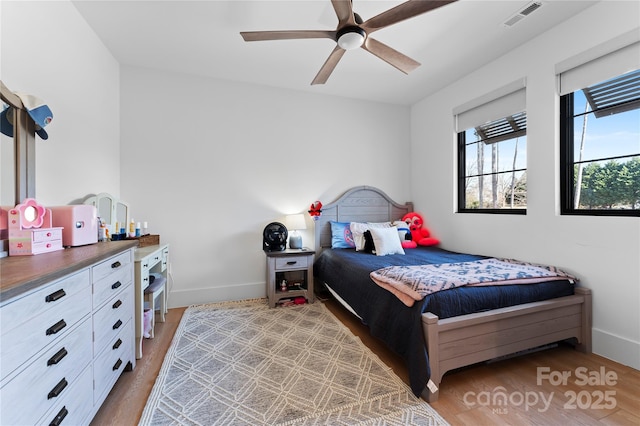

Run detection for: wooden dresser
[[0, 240, 138, 425]]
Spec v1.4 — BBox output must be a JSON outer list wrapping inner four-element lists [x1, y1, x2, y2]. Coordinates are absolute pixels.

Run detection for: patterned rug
[[139, 299, 448, 426]]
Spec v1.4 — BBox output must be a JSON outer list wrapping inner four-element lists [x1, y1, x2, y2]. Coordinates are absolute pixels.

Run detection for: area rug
[[139, 299, 448, 425]]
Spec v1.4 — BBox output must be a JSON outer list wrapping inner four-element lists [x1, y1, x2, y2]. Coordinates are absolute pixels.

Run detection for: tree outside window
[[560, 68, 640, 216]]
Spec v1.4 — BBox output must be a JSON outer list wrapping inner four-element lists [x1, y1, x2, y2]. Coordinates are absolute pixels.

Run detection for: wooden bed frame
[[313, 186, 592, 402]]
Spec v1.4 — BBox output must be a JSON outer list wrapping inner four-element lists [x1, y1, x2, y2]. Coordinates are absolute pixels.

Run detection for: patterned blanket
[[370, 258, 577, 307]]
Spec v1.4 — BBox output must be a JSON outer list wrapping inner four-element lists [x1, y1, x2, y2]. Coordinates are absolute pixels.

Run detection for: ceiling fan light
[[337, 27, 366, 50]]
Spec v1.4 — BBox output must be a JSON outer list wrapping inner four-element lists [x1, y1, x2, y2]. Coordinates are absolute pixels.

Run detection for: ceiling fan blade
[[331, 0, 355, 26], [362, 37, 420, 74], [362, 0, 457, 33], [311, 46, 346, 85], [241, 30, 336, 42]]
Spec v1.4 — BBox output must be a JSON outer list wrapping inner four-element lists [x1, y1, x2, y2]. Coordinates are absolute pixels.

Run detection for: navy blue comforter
[[313, 246, 575, 396]]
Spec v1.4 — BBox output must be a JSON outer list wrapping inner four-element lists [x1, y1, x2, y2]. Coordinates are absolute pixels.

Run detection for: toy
[[401, 212, 440, 248], [308, 201, 322, 220]]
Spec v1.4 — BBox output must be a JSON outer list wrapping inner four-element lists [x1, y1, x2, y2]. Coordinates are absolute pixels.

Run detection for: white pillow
[[370, 226, 405, 256], [350, 222, 392, 251]]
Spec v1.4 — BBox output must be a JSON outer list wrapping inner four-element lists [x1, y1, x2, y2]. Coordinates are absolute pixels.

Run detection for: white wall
[[411, 1, 640, 369], [2, 0, 637, 372], [0, 0, 121, 206], [119, 66, 411, 306]]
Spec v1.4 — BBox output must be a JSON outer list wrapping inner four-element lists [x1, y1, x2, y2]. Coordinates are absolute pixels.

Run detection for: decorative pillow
[[369, 226, 405, 256], [363, 230, 376, 254], [350, 222, 392, 251], [330, 221, 355, 249], [392, 220, 411, 242]]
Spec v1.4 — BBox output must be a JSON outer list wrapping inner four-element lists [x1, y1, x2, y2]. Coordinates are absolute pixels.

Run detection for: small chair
[[144, 273, 167, 338]]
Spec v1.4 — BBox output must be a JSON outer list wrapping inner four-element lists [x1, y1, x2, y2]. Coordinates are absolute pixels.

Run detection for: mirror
[[97, 195, 113, 224], [24, 205, 36, 222], [84, 192, 129, 235]]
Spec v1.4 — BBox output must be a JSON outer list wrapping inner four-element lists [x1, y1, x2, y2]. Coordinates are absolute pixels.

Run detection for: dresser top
[[0, 240, 138, 302]]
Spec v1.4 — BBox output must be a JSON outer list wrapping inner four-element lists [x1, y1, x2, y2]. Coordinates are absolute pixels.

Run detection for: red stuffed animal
[[401, 212, 440, 248]]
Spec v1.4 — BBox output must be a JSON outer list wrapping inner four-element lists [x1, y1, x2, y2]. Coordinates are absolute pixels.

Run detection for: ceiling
[[72, 0, 598, 106]]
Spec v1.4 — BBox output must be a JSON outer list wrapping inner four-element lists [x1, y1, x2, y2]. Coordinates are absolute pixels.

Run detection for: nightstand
[[265, 249, 315, 308]]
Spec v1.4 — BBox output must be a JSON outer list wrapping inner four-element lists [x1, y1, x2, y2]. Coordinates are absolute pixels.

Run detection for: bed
[[312, 186, 592, 402]]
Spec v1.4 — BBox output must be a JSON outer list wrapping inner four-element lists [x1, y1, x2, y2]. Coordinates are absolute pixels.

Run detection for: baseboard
[[167, 282, 265, 308], [592, 328, 640, 370]]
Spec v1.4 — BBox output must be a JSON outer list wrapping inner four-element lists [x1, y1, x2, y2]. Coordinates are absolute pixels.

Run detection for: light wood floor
[[91, 299, 640, 426]]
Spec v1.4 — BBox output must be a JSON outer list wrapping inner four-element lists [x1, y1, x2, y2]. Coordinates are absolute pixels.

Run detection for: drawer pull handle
[[49, 406, 68, 426], [111, 281, 122, 290], [113, 338, 123, 350], [45, 289, 66, 303], [111, 261, 122, 269], [286, 261, 297, 265], [113, 358, 123, 371], [47, 347, 68, 366], [47, 378, 68, 399], [113, 319, 123, 330], [46, 320, 67, 336], [113, 299, 122, 309]]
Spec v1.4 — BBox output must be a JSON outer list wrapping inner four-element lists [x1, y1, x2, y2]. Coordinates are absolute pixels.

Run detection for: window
[[455, 82, 527, 213], [559, 43, 640, 216]]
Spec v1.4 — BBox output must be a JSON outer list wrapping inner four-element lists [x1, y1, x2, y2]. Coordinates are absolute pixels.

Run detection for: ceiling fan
[[240, 0, 458, 85]]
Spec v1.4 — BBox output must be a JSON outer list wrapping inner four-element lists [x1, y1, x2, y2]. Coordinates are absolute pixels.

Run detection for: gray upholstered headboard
[[313, 186, 413, 255]]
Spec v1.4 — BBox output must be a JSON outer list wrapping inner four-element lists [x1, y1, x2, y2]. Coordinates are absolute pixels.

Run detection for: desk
[[133, 244, 169, 359]]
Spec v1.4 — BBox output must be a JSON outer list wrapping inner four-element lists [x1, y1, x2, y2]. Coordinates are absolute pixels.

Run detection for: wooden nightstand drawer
[[265, 250, 315, 308], [275, 256, 308, 270]]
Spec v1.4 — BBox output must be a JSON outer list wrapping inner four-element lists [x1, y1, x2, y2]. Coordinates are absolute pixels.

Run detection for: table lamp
[[286, 214, 306, 249]]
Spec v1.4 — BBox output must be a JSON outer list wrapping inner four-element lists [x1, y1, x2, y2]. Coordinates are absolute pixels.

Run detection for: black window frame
[[560, 90, 640, 217], [457, 126, 527, 215]]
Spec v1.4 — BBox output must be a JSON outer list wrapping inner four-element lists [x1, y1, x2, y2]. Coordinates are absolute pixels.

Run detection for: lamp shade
[[286, 214, 306, 231]]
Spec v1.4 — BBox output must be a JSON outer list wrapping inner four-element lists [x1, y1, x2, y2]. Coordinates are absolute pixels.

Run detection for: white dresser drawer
[[0, 269, 90, 338], [92, 250, 132, 285], [93, 263, 132, 309], [37, 363, 94, 426], [0, 319, 92, 426], [93, 285, 133, 354], [1, 285, 92, 381], [275, 255, 308, 270], [94, 319, 133, 404]]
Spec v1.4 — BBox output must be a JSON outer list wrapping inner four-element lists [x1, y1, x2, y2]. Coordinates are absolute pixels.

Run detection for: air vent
[[503, 1, 542, 27]]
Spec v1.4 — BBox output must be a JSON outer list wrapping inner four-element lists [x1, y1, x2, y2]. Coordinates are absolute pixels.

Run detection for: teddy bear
[[401, 212, 440, 248]]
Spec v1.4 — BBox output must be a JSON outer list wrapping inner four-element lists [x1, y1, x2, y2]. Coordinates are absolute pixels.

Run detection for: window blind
[[558, 41, 640, 96], [454, 79, 526, 133]]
